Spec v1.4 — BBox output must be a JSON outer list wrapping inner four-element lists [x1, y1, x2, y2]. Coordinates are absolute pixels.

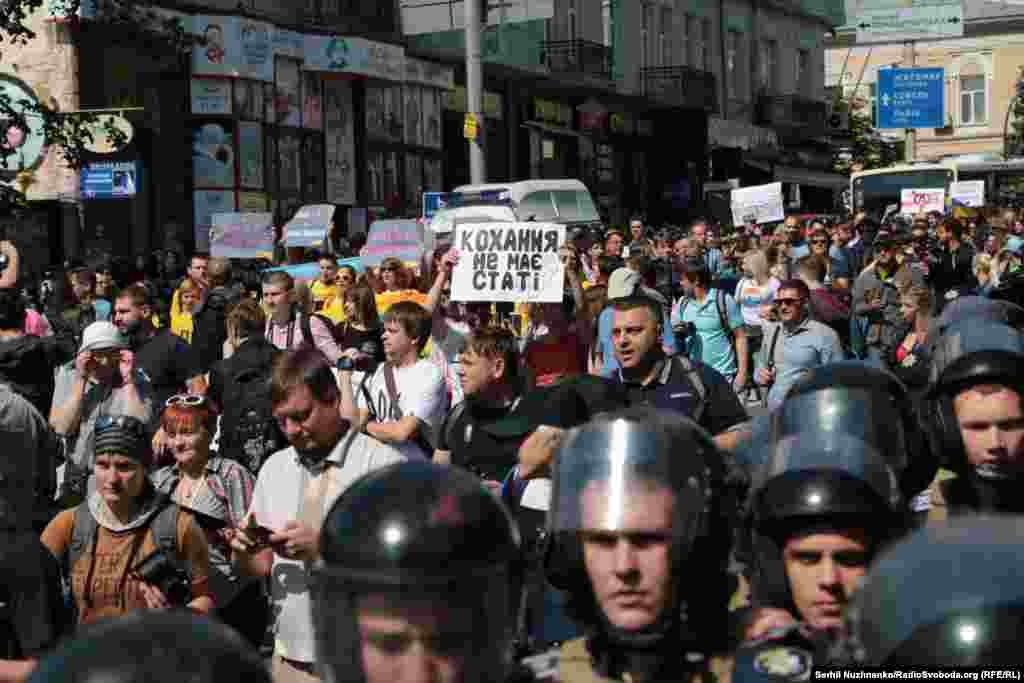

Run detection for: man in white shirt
[[231, 348, 406, 683], [343, 301, 447, 460]]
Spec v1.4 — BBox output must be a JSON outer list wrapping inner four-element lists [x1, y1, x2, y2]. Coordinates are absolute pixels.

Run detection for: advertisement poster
[[191, 78, 232, 115], [233, 80, 262, 120], [80, 161, 138, 199], [238, 122, 264, 189], [324, 80, 355, 205], [302, 36, 405, 81], [451, 223, 566, 303], [192, 121, 236, 188], [277, 132, 301, 193], [192, 16, 234, 77], [404, 86, 422, 147], [273, 29, 304, 58], [274, 57, 301, 128], [211, 212, 274, 258], [238, 19, 273, 82], [194, 190, 235, 251], [302, 72, 323, 130], [423, 88, 442, 149]]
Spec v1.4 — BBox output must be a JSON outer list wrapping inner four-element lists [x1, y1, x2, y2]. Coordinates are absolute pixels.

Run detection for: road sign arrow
[[882, 93, 891, 106]]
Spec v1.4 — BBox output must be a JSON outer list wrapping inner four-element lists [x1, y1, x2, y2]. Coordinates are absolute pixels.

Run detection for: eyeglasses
[[775, 298, 802, 306], [811, 240, 829, 246], [95, 414, 147, 437], [165, 394, 207, 409]]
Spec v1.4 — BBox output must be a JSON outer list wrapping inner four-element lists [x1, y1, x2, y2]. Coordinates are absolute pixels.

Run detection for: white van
[[450, 179, 603, 230]]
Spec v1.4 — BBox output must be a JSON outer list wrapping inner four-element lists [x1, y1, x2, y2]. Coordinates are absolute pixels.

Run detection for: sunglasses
[[95, 414, 147, 437], [165, 394, 207, 409], [811, 240, 829, 246]]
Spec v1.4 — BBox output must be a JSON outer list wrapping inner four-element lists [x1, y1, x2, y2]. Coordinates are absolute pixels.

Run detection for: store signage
[[82, 115, 134, 155], [80, 161, 139, 199], [303, 36, 405, 82]]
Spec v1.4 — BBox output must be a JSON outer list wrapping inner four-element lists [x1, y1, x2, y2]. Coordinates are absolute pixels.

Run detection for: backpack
[[668, 354, 708, 425], [66, 497, 179, 579], [219, 364, 286, 475], [677, 289, 737, 364]]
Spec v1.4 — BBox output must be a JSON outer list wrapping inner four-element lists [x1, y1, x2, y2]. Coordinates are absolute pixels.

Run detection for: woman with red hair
[[150, 396, 267, 646]]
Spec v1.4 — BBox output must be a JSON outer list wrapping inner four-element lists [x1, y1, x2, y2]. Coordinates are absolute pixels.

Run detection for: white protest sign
[[451, 222, 565, 303], [900, 188, 945, 215], [730, 182, 784, 226], [950, 180, 985, 208]]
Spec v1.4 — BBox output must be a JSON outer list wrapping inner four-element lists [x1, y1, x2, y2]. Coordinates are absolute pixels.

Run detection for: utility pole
[[466, 0, 487, 183], [904, 40, 915, 162]]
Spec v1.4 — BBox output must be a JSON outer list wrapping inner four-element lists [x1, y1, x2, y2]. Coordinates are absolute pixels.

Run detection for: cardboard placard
[[450, 223, 565, 303], [730, 182, 784, 226], [210, 212, 274, 258]]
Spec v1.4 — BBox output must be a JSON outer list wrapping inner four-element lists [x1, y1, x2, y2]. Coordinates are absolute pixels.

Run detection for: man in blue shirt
[[672, 259, 749, 392], [756, 279, 843, 408]]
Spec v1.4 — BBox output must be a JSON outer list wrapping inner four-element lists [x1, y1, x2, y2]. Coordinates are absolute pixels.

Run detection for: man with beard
[[112, 284, 206, 410], [230, 349, 407, 683]]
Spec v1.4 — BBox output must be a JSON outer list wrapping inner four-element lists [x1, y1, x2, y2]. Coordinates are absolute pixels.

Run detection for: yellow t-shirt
[[171, 312, 193, 343], [310, 280, 335, 310], [375, 289, 428, 314], [320, 297, 348, 325]]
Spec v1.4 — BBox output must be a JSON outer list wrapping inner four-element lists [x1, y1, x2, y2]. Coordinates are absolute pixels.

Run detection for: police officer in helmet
[[845, 516, 1024, 666], [312, 461, 524, 683], [924, 316, 1024, 519], [545, 407, 734, 683]]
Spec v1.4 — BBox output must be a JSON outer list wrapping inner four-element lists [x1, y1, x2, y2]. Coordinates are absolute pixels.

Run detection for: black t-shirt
[[0, 531, 69, 658], [336, 324, 385, 365], [134, 330, 202, 411]]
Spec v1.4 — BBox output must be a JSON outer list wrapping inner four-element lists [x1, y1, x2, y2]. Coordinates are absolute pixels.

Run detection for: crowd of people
[[0, 203, 1022, 682]]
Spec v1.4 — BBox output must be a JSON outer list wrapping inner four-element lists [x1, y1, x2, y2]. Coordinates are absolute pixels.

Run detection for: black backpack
[[219, 364, 286, 475]]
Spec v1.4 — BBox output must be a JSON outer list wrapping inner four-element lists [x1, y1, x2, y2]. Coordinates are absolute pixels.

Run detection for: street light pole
[[466, 0, 487, 184], [904, 40, 916, 162]]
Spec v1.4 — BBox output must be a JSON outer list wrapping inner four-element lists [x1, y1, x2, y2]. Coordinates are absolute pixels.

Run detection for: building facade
[[826, 0, 1024, 163]]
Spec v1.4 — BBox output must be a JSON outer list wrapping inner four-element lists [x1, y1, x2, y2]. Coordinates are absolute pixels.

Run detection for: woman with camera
[[151, 395, 267, 647], [40, 413, 213, 627]]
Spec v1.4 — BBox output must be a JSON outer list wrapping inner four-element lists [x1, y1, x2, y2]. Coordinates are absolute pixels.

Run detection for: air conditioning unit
[[826, 101, 849, 136]]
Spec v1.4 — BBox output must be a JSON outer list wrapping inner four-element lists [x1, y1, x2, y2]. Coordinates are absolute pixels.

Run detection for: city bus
[[850, 158, 1024, 214]]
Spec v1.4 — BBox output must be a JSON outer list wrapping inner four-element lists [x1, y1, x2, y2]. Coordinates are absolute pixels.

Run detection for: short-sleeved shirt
[[761, 318, 844, 409], [735, 278, 780, 327], [40, 505, 211, 626], [249, 430, 407, 664], [134, 331, 203, 411], [672, 289, 744, 380], [357, 359, 448, 460], [614, 356, 748, 436]]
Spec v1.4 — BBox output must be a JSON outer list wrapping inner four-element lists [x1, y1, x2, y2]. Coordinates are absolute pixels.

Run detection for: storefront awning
[[773, 165, 848, 190], [521, 121, 589, 139]]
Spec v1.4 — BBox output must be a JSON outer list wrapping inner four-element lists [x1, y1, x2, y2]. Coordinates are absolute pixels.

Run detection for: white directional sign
[[854, 0, 964, 44], [401, 0, 554, 35]]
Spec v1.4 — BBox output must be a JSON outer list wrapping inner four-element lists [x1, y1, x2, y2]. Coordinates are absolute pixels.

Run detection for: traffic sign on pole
[[854, 0, 963, 44], [877, 68, 945, 129]]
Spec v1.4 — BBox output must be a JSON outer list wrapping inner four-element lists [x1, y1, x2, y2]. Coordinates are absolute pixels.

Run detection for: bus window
[[518, 191, 558, 222], [552, 190, 601, 223], [852, 169, 954, 213]]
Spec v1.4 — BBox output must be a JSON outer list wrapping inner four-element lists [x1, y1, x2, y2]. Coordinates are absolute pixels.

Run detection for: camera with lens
[[672, 320, 696, 342], [337, 354, 374, 372], [130, 549, 192, 606]]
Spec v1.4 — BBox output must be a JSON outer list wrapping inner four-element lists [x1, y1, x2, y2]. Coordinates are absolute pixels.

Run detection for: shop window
[[519, 191, 558, 221]]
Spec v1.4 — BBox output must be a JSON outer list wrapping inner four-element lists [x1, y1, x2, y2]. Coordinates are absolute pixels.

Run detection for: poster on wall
[[278, 131, 301, 193], [404, 86, 422, 147], [302, 72, 323, 130], [238, 18, 273, 82], [238, 122, 264, 189], [192, 16, 235, 77], [324, 80, 356, 205], [192, 121, 236, 188], [234, 80, 263, 120], [194, 190, 235, 251], [423, 88, 442, 150], [274, 57, 302, 128], [191, 78, 232, 115]]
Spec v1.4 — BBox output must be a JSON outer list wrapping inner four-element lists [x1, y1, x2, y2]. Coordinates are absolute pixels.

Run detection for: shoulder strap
[[300, 311, 313, 347], [767, 325, 783, 369], [673, 355, 707, 425], [382, 363, 404, 419], [68, 504, 98, 572], [716, 289, 736, 358], [150, 501, 180, 561], [441, 400, 470, 452]]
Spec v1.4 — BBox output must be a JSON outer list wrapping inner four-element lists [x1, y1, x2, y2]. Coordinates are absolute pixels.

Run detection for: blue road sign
[[422, 192, 450, 219], [877, 68, 945, 129]]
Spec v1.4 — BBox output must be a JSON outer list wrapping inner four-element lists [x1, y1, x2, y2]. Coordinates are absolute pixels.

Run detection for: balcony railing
[[641, 66, 718, 112], [757, 93, 828, 137], [541, 39, 611, 80]]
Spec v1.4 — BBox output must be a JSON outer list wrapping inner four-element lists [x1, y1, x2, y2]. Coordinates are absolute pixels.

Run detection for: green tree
[[832, 94, 903, 175], [0, 0, 198, 211], [1007, 67, 1024, 158]]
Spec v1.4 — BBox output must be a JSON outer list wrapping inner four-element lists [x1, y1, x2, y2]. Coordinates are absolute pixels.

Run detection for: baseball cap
[[79, 322, 129, 355]]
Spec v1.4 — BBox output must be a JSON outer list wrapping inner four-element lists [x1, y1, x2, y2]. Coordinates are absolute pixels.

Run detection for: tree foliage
[[832, 94, 903, 175], [1007, 67, 1024, 158], [0, 0, 199, 211]]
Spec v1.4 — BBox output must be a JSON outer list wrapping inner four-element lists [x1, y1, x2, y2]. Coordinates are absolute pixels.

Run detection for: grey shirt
[[0, 384, 60, 529]]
